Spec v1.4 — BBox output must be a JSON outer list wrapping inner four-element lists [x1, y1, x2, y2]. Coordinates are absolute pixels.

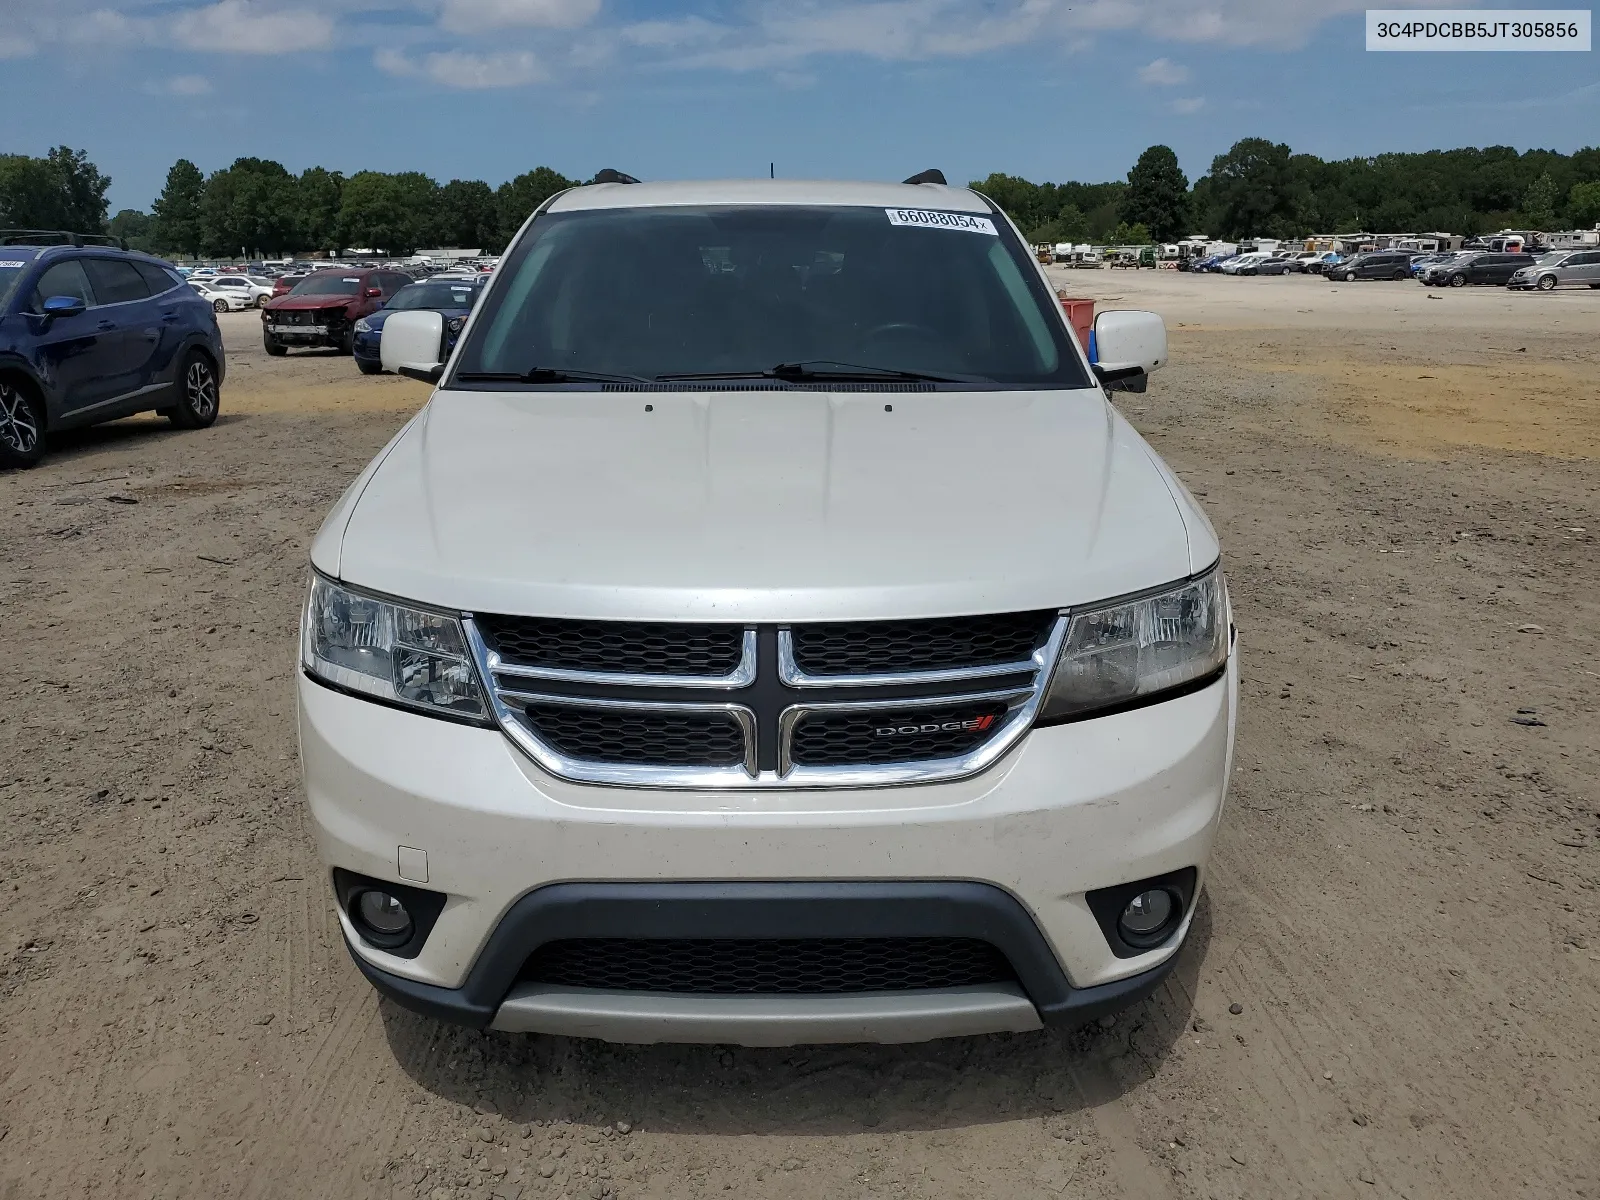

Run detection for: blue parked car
[[352, 277, 484, 375], [0, 231, 225, 469]]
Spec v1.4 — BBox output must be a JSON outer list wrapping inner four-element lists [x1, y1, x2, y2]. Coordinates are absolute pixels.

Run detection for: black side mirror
[[1092, 364, 1148, 393]]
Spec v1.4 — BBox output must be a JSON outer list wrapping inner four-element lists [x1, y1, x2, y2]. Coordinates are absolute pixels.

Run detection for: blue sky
[[2, 0, 1596, 212]]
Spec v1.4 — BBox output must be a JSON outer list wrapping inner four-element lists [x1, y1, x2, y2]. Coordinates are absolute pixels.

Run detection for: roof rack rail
[[592, 169, 640, 185], [0, 228, 128, 250], [902, 169, 947, 186]]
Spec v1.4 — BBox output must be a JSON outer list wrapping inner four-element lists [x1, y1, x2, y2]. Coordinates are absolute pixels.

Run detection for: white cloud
[[1169, 95, 1205, 114], [617, 15, 726, 49], [0, 0, 1474, 83], [1137, 56, 1187, 85], [644, 0, 1467, 72], [174, 0, 335, 54], [438, 0, 599, 33], [376, 45, 544, 87], [61, 8, 139, 45]]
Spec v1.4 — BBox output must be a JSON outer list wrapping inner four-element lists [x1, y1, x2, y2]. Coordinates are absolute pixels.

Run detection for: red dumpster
[[1057, 296, 1095, 353]]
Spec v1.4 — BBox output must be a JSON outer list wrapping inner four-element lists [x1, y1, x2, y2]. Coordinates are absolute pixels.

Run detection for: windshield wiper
[[455, 368, 652, 384], [657, 361, 978, 385]]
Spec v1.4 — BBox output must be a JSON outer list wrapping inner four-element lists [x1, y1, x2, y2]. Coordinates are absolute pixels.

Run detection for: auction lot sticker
[[885, 209, 998, 235], [1367, 9, 1590, 50]]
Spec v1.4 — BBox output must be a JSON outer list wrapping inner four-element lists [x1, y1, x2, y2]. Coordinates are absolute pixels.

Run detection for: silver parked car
[[1507, 249, 1600, 291]]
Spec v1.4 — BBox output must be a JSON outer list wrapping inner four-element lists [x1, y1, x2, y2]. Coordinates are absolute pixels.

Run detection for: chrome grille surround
[[464, 614, 1070, 790]]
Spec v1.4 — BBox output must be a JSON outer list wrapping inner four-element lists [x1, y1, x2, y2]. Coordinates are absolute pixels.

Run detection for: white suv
[[207, 274, 274, 307], [298, 175, 1237, 1046]]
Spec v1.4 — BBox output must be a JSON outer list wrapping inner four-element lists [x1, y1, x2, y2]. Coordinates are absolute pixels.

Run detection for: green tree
[[496, 166, 576, 247], [48, 147, 112, 232], [1031, 205, 1090, 246], [339, 171, 439, 254], [1521, 172, 1558, 229], [298, 166, 344, 253], [1121, 145, 1189, 243], [1195, 138, 1301, 240], [435, 179, 499, 250], [969, 173, 1126, 242], [152, 159, 207, 257], [108, 209, 154, 251], [1109, 221, 1153, 245], [0, 155, 61, 228], [1569, 180, 1600, 228], [202, 158, 300, 256], [0, 146, 111, 232]]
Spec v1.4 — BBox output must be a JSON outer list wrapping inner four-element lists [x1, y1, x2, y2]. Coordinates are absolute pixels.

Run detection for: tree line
[[137, 158, 579, 258], [4, 140, 1599, 259], [984, 140, 1600, 245]]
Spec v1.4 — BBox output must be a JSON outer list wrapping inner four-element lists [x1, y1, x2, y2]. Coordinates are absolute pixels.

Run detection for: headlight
[[1040, 567, 1228, 722], [301, 575, 487, 720], [446, 316, 466, 335], [353, 318, 373, 333]]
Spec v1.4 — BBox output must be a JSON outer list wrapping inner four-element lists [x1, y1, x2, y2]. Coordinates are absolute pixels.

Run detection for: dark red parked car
[[261, 267, 414, 356]]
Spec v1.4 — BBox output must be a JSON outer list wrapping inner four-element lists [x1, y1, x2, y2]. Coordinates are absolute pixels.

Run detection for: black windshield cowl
[[657, 361, 983, 385], [455, 368, 653, 385]]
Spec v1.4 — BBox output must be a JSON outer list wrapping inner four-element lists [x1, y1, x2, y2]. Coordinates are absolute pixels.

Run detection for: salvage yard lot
[[1, 276, 1596, 1199]]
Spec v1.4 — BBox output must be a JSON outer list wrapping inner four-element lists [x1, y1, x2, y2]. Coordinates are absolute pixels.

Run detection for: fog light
[[354, 889, 412, 944], [1117, 889, 1176, 947]]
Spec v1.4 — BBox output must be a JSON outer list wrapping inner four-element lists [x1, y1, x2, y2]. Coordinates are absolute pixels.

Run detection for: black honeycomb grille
[[789, 612, 1054, 676], [477, 616, 744, 677], [521, 937, 1015, 993], [789, 702, 1010, 767], [522, 704, 746, 767]]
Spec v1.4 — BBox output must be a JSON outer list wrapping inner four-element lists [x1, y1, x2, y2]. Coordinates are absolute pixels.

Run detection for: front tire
[[213, 299, 229, 314], [1449, 274, 1466, 288], [167, 351, 220, 430], [1536, 274, 1557, 291], [0, 378, 47, 469], [1342, 271, 1357, 282], [357, 358, 383, 376], [263, 330, 288, 357]]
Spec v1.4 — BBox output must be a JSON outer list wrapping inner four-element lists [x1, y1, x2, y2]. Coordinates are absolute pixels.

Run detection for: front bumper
[[298, 651, 1237, 1043]]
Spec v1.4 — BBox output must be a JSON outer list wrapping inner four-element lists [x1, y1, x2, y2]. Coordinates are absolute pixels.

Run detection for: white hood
[[314, 388, 1210, 622]]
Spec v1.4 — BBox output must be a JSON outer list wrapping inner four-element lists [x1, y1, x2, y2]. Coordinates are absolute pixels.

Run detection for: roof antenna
[[902, 169, 947, 186], [770, 162, 775, 179]]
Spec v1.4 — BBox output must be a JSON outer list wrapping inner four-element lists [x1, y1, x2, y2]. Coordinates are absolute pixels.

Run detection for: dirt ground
[[2, 275, 1597, 1200]]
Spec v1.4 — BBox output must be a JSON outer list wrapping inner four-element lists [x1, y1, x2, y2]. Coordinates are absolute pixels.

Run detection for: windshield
[[291, 273, 363, 296], [454, 204, 1091, 389], [0, 259, 34, 309], [388, 282, 480, 311]]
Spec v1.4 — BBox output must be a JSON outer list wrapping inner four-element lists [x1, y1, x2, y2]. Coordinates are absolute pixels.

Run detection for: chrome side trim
[[777, 628, 1044, 689], [67, 380, 171, 416], [481, 627, 757, 689], [488, 983, 1042, 1045]]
